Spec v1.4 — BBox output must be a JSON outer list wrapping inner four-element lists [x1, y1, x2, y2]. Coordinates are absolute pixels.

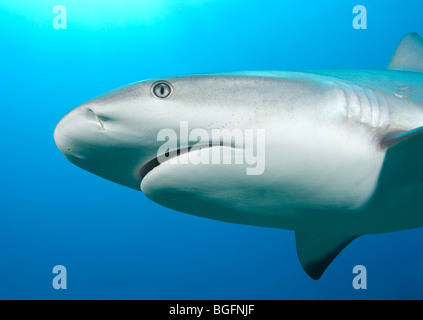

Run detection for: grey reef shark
[[55, 33, 423, 280]]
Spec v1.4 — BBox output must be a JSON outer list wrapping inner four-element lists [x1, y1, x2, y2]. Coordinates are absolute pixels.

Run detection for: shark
[[54, 33, 423, 280]]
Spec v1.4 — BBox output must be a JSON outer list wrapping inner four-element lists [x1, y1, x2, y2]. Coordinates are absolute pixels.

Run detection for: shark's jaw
[[53, 103, 240, 189]]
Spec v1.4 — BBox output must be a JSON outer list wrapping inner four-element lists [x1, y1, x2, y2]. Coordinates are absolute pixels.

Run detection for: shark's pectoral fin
[[295, 232, 359, 280], [380, 126, 423, 148], [296, 127, 423, 279], [379, 126, 423, 186], [388, 32, 423, 72], [361, 126, 423, 231]]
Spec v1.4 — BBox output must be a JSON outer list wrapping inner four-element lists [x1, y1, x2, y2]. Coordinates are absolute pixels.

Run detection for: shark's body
[[55, 33, 423, 279]]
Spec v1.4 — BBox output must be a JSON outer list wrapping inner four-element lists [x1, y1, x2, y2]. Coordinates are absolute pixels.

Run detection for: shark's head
[[54, 72, 349, 191], [54, 75, 277, 190]]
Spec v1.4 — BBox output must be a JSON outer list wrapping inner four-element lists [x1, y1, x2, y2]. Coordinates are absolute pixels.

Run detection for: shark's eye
[[151, 81, 172, 99]]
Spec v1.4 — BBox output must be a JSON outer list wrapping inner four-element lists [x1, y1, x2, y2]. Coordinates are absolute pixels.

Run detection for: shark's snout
[[54, 99, 149, 191], [54, 105, 105, 157]]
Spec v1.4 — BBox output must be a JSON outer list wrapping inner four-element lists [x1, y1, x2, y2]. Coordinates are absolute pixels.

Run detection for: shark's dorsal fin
[[388, 32, 423, 72], [295, 232, 359, 280]]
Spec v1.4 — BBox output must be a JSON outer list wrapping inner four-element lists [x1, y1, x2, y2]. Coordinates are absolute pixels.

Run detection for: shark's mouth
[[140, 146, 192, 179], [139, 142, 236, 179]]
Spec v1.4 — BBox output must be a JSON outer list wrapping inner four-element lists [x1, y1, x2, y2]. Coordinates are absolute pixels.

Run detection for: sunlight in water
[[0, 0, 214, 29]]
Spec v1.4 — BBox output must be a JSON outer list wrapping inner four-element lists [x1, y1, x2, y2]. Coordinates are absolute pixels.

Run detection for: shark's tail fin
[[388, 32, 423, 72]]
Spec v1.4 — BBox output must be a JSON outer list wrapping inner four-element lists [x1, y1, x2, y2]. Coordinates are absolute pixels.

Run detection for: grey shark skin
[[54, 33, 423, 280]]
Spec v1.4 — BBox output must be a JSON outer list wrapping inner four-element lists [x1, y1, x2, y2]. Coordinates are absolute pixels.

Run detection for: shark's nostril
[[86, 108, 105, 130], [96, 115, 105, 129]]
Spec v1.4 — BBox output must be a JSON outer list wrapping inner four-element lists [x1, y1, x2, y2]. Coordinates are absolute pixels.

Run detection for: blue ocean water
[[1, 0, 423, 299]]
